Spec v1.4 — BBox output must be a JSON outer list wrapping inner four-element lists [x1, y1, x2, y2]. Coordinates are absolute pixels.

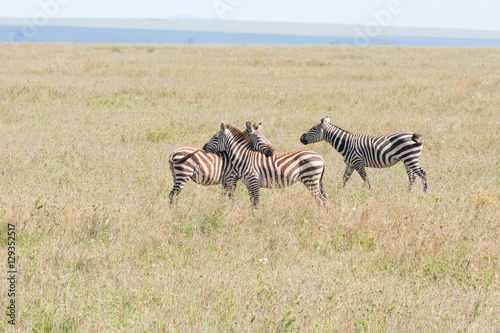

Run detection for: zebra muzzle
[[300, 134, 308, 145]]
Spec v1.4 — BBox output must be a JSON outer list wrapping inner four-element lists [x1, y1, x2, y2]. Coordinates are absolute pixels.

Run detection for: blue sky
[[2, 0, 499, 31]]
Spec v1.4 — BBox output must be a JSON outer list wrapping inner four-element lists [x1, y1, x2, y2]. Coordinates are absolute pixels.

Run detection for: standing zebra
[[168, 122, 274, 205], [203, 121, 327, 206], [300, 116, 427, 192]]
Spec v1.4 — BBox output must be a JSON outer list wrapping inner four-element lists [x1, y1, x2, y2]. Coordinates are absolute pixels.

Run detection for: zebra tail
[[412, 133, 423, 144], [169, 150, 200, 164]]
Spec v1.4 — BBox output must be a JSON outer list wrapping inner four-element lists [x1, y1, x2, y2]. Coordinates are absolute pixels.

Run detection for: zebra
[[300, 116, 428, 192], [168, 122, 275, 205], [203, 121, 327, 206]]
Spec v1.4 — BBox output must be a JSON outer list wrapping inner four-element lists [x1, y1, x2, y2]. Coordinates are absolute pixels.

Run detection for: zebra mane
[[327, 123, 351, 135], [225, 124, 253, 147]]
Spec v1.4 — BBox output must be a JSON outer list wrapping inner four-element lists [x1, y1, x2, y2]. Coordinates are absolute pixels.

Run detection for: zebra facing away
[[300, 116, 428, 192], [203, 121, 327, 207], [168, 122, 275, 205]]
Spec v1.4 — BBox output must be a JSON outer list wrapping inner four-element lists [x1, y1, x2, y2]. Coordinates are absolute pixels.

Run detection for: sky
[[1, 0, 499, 31]]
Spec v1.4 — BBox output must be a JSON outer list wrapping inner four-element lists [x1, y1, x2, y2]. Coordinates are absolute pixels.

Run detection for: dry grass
[[0, 43, 499, 332]]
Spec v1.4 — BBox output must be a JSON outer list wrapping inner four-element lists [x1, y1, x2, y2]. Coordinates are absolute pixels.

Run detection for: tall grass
[[0, 43, 499, 332]]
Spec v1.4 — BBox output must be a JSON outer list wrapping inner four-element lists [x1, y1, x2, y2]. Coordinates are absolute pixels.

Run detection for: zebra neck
[[325, 125, 351, 154], [225, 138, 255, 164]]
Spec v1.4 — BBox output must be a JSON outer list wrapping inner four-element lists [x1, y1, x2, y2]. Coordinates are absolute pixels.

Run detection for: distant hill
[[1, 18, 500, 46]]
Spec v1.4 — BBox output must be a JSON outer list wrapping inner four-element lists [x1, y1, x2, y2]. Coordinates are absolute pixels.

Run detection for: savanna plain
[[0, 43, 499, 332]]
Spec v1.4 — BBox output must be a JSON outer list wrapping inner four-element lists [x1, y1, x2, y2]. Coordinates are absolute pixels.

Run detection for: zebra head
[[203, 121, 274, 157], [203, 121, 230, 153], [300, 116, 330, 145], [245, 121, 275, 157]]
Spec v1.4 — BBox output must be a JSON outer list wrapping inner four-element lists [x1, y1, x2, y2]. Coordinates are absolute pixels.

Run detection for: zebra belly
[[260, 178, 298, 189], [363, 158, 400, 168]]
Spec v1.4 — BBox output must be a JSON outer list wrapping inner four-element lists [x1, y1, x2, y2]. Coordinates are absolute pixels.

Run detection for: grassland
[[0, 43, 499, 332]]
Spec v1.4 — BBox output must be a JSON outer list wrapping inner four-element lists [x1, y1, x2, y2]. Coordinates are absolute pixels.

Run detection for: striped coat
[[300, 116, 427, 191], [168, 148, 236, 205], [204, 122, 327, 206], [168, 122, 275, 205]]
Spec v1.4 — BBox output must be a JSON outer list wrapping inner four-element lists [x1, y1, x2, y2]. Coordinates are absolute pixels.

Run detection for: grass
[[0, 43, 499, 332]]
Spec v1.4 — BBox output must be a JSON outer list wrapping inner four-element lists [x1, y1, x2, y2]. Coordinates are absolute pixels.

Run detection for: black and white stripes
[[168, 148, 236, 205], [204, 122, 327, 206], [168, 116, 428, 208], [168, 122, 274, 205], [300, 116, 428, 192]]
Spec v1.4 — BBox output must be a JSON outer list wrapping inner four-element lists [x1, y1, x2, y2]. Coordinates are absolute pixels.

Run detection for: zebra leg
[[314, 184, 327, 206], [301, 176, 326, 205], [415, 167, 428, 193], [354, 164, 370, 189], [405, 164, 416, 192], [342, 165, 355, 187], [316, 168, 328, 204], [221, 182, 230, 197], [169, 175, 190, 206], [249, 188, 260, 207], [222, 176, 238, 198], [405, 162, 428, 193], [246, 179, 261, 207], [319, 168, 328, 198], [168, 190, 178, 206]]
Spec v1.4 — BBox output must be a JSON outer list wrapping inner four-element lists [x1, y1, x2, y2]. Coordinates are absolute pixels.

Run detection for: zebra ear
[[322, 116, 331, 125], [245, 121, 252, 132], [221, 121, 230, 134], [325, 116, 331, 123], [256, 123, 262, 131]]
